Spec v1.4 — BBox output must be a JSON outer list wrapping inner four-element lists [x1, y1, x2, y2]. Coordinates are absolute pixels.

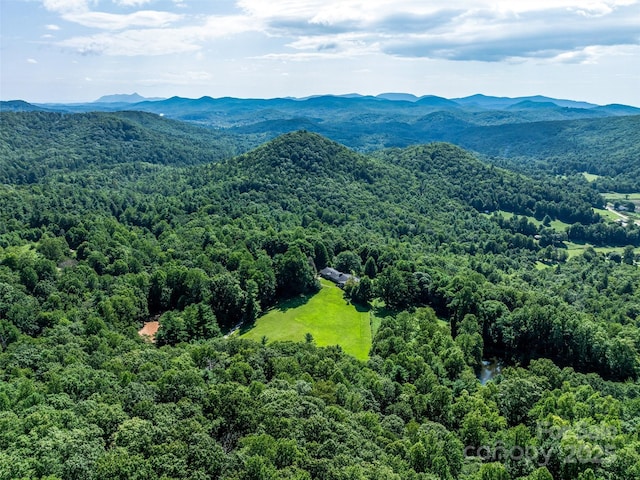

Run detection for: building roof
[[319, 267, 359, 286]]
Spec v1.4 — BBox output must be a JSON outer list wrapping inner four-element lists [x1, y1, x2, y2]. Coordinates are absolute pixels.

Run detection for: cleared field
[[564, 242, 589, 259], [240, 279, 372, 360], [595, 208, 625, 222], [603, 192, 640, 201], [563, 242, 637, 259], [582, 172, 600, 182], [483, 210, 571, 231]]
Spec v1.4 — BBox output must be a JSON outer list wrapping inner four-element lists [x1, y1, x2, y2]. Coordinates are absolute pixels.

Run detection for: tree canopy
[[0, 112, 639, 479]]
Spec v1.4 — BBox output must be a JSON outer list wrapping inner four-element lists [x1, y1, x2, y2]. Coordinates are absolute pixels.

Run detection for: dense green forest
[[0, 111, 258, 184], [448, 116, 640, 193], [4, 97, 639, 190], [0, 111, 639, 479]]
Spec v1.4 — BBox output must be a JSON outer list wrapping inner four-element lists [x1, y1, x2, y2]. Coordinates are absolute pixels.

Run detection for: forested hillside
[[0, 111, 256, 184], [5, 100, 639, 191], [449, 116, 640, 192], [227, 110, 640, 192], [0, 114, 639, 479]]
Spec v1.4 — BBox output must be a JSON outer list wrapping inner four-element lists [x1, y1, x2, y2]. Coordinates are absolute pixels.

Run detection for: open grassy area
[[240, 279, 372, 360], [563, 242, 637, 259], [603, 192, 640, 201], [564, 242, 590, 259], [483, 210, 571, 231], [582, 172, 600, 182], [595, 208, 625, 222]]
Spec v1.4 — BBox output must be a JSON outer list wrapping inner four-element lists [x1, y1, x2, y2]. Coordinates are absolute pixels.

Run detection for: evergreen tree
[[364, 256, 378, 278]]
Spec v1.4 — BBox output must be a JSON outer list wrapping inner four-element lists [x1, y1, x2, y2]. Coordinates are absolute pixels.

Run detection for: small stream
[[478, 357, 503, 385]]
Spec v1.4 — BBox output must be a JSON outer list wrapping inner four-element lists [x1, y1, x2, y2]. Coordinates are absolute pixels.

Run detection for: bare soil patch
[[138, 321, 159, 342]]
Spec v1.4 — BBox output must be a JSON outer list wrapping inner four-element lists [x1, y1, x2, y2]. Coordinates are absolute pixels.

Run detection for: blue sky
[[1, 0, 639, 105]]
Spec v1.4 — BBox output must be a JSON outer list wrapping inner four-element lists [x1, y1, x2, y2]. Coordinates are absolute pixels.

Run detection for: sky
[[1, 0, 639, 105]]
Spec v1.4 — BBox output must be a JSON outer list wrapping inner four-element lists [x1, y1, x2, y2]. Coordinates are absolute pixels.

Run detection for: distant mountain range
[[3, 94, 638, 146], [2, 93, 634, 126], [94, 92, 166, 103], [0, 100, 57, 112], [2, 92, 637, 114], [2, 92, 639, 191]]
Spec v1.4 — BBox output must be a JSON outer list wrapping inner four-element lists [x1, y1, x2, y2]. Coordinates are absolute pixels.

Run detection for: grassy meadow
[[582, 172, 600, 182], [483, 210, 571, 231], [240, 279, 372, 360], [594, 208, 625, 222], [562, 241, 637, 259], [603, 192, 640, 201]]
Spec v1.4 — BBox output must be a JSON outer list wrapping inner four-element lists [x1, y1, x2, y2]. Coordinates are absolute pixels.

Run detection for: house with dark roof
[[319, 267, 359, 288]]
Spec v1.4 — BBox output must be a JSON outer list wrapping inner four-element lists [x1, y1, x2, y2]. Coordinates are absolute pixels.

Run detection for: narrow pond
[[478, 357, 503, 385]]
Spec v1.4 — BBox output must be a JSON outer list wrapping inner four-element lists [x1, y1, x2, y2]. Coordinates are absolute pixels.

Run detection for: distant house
[[319, 267, 359, 288]]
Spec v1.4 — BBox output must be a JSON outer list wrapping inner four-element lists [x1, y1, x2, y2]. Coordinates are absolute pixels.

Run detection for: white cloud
[[382, 4, 640, 61], [63, 10, 183, 30], [59, 28, 200, 55], [549, 44, 640, 64], [42, 0, 183, 31], [38, 0, 640, 63], [247, 0, 640, 62], [140, 70, 213, 86], [57, 15, 256, 55], [113, 0, 154, 6], [43, 0, 91, 14], [201, 14, 262, 36], [45, 24, 61, 30], [27, 58, 38, 64], [280, 32, 378, 59]]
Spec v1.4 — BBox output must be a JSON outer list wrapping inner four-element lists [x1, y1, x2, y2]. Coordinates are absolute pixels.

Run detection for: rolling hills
[[4, 94, 639, 191], [0, 111, 258, 184], [1, 110, 640, 479]]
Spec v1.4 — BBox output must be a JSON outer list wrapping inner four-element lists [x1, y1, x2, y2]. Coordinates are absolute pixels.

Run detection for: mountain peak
[[236, 130, 371, 179], [0, 100, 50, 112], [377, 93, 420, 102], [452, 94, 598, 110], [254, 130, 347, 158], [95, 93, 164, 103]]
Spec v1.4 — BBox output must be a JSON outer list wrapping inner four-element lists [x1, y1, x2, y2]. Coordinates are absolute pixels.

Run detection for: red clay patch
[[138, 321, 159, 342]]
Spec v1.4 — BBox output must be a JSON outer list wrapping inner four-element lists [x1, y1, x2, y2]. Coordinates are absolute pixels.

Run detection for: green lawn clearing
[[240, 279, 372, 360], [563, 242, 637, 259], [582, 172, 600, 182], [483, 210, 571, 231], [564, 242, 590, 259], [603, 192, 640, 202], [595, 208, 624, 222]]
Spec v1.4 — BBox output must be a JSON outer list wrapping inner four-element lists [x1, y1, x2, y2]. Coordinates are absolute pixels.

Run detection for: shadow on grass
[[561, 240, 588, 249], [277, 292, 314, 312], [237, 291, 316, 336], [353, 302, 371, 313], [368, 302, 397, 340], [372, 304, 396, 320], [237, 323, 254, 335]]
